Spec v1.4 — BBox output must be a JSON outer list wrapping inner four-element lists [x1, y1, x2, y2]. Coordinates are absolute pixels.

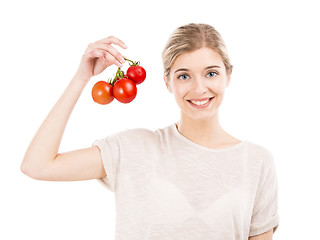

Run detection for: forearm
[[21, 74, 89, 172]]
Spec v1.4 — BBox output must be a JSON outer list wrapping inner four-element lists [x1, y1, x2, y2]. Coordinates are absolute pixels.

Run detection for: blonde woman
[[21, 23, 279, 240]]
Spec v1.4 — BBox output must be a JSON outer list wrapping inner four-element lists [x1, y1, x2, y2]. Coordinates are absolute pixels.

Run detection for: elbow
[[20, 156, 54, 180], [20, 162, 27, 174], [20, 161, 36, 179], [21, 152, 56, 180], [21, 152, 32, 175], [20, 158, 41, 180]]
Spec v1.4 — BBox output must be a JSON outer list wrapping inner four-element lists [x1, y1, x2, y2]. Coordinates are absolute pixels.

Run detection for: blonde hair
[[162, 23, 233, 81]]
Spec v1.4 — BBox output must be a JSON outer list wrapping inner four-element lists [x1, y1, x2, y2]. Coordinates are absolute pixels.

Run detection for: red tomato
[[126, 66, 146, 84], [91, 81, 114, 105], [113, 78, 137, 103]]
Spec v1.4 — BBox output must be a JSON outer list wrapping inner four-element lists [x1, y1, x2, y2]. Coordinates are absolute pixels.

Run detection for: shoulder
[[246, 141, 276, 169], [247, 141, 273, 157]]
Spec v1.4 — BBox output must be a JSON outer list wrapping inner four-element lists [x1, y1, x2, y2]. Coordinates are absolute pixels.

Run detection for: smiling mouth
[[187, 97, 215, 106]]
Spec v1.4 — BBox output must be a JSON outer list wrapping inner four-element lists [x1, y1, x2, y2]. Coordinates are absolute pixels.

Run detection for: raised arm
[[21, 36, 127, 181]]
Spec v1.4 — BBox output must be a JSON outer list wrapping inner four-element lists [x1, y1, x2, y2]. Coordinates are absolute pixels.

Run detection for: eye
[[207, 71, 218, 78], [178, 74, 189, 80]]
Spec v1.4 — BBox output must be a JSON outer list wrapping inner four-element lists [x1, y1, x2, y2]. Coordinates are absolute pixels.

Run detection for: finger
[[84, 48, 104, 59], [89, 42, 126, 64], [104, 52, 123, 68], [86, 49, 122, 68], [96, 35, 128, 49]]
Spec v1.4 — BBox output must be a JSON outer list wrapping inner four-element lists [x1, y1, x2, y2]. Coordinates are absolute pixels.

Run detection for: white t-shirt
[[93, 122, 279, 240]]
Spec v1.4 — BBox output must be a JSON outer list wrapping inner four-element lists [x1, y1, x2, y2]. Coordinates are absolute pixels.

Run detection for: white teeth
[[190, 98, 210, 105]]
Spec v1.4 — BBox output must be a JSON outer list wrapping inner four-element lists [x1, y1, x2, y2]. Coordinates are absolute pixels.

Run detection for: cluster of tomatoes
[[91, 58, 146, 104]]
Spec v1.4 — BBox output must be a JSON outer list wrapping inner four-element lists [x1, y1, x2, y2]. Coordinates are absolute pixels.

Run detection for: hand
[[75, 36, 127, 81]]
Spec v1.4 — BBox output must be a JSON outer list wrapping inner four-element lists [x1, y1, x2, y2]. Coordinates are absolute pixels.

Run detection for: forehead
[[171, 47, 224, 71]]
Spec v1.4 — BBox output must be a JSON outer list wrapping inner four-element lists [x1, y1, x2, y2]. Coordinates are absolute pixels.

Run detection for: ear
[[226, 69, 232, 88], [164, 73, 172, 93]]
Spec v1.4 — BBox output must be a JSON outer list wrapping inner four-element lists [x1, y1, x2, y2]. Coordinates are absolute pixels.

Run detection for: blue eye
[[207, 71, 217, 77], [178, 74, 189, 80]]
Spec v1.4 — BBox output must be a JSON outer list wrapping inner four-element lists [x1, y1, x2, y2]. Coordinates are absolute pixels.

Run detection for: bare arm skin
[[21, 36, 127, 181], [249, 229, 273, 240]]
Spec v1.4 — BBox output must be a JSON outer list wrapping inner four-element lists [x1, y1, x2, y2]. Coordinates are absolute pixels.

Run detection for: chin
[[182, 111, 217, 122]]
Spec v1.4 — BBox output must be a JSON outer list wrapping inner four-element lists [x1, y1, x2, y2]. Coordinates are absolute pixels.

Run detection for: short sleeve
[[249, 149, 280, 237], [92, 133, 120, 192]]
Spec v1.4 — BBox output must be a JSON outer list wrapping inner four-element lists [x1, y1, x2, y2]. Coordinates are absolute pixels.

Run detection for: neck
[[176, 110, 229, 146]]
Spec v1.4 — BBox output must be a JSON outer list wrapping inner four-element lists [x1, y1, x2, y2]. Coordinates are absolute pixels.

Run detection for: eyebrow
[[174, 65, 221, 73]]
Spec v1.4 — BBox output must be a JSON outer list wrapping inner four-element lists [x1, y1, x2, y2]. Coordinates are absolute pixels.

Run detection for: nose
[[191, 76, 207, 95]]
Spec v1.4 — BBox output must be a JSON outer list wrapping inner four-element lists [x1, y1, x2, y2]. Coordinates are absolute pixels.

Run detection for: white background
[[1, 0, 319, 239]]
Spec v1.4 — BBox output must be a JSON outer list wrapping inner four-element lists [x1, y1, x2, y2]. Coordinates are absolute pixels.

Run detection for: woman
[[21, 23, 279, 240]]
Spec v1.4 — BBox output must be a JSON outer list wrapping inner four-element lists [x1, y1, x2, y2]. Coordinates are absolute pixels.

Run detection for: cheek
[[212, 85, 225, 95], [173, 89, 185, 102], [172, 82, 186, 98], [172, 89, 188, 107], [209, 78, 227, 94]]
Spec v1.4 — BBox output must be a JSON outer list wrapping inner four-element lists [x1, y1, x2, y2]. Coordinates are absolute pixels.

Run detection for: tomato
[[113, 78, 137, 103], [126, 66, 146, 84], [91, 81, 114, 105]]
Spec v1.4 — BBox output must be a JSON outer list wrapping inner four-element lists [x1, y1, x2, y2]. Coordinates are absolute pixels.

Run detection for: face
[[165, 47, 231, 121]]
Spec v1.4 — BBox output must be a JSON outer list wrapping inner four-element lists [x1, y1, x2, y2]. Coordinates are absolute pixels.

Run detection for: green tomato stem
[[109, 58, 142, 86], [111, 67, 125, 86], [124, 57, 140, 66]]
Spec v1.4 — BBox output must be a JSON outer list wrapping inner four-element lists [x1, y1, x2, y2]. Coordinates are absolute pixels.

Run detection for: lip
[[188, 97, 213, 101], [187, 97, 215, 108]]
